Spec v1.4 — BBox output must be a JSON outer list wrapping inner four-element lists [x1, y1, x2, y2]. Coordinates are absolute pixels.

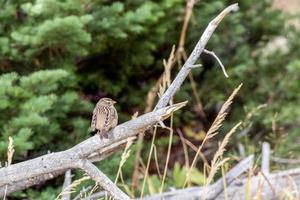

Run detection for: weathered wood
[[61, 170, 72, 200], [139, 155, 253, 200], [136, 160, 300, 200], [0, 138, 130, 196], [0, 102, 186, 197], [78, 160, 129, 200], [216, 168, 300, 200], [262, 142, 271, 174], [0, 3, 239, 198], [155, 3, 238, 110]]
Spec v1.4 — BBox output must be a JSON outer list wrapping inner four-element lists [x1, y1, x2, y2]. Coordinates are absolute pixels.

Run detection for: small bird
[[91, 98, 118, 137]]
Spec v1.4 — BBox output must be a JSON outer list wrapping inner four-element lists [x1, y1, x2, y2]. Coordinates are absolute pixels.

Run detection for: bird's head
[[98, 98, 117, 106]]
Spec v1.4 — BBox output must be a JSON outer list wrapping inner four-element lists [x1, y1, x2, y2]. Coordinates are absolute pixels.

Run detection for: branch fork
[[0, 3, 239, 199]]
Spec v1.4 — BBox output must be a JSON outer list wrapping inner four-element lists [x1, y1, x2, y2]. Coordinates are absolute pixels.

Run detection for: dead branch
[[132, 2, 238, 190], [0, 3, 239, 198], [138, 155, 254, 200], [216, 168, 300, 200], [78, 160, 130, 200], [271, 156, 300, 165], [61, 170, 72, 200], [0, 137, 132, 196], [137, 166, 300, 200], [0, 102, 186, 198], [155, 3, 239, 110], [262, 142, 271, 174], [203, 49, 229, 77]]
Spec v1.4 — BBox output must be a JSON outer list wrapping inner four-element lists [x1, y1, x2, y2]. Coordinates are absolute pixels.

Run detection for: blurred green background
[[0, 0, 299, 198]]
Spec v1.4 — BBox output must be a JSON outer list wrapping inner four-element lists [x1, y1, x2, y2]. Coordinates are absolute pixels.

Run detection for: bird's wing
[[96, 106, 110, 132], [111, 107, 118, 128], [91, 107, 98, 131]]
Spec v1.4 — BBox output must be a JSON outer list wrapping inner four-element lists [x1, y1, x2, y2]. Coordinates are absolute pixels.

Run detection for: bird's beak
[[112, 100, 117, 104]]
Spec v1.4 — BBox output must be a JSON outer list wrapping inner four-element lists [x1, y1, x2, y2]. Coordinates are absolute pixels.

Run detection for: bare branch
[[0, 170, 62, 195], [0, 3, 239, 197], [217, 168, 300, 200], [205, 155, 254, 199], [155, 3, 239, 110], [138, 155, 253, 200], [0, 102, 186, 196], [203, 49, 229, 78], [61, 170, 72, 200], [78, 160, 130, 200], [0, 138, 132, 196], [271, 156, 300, 165], [138, 166, 300, 200], [262, 142, 271, 174]]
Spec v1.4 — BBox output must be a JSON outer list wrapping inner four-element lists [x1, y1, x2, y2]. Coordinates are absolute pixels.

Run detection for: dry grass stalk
[[159, 120, 174, 193], [55, 176, 90, 200], [139, 47, 175, 196], [6, 137, 14, 167], [221, 165, 229, 200], [159, 46, 176, 97], [206, 84, 243, 139], [3, 137, 15, 200], [206, 122, 242, 185], [153, 145, 162, 179], [140, 126, 158, 198], [157, 48, 175, 193], [132, 46, 176, 190], [200, 122, 241, 200], [177, 128, 190, 169], [107, 138, 135, 200], [88, 184, 99, 199], [184, 84, 243, 187], [115, 138, 134, 185]]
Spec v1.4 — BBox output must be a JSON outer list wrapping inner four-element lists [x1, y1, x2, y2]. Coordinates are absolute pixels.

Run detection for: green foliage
[[185, 0, 300, 156], [172, 162, 205, 188], [0, 69, 91, 160], [0, 0, 300, 198], [0, 0, 92, 64], [27, 187, 59, 200]]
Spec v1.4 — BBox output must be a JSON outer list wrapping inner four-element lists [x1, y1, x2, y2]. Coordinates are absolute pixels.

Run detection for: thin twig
[[0, 4, 239, 197], [155, 3, 239, 110], [203, 49, 229, 78]]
